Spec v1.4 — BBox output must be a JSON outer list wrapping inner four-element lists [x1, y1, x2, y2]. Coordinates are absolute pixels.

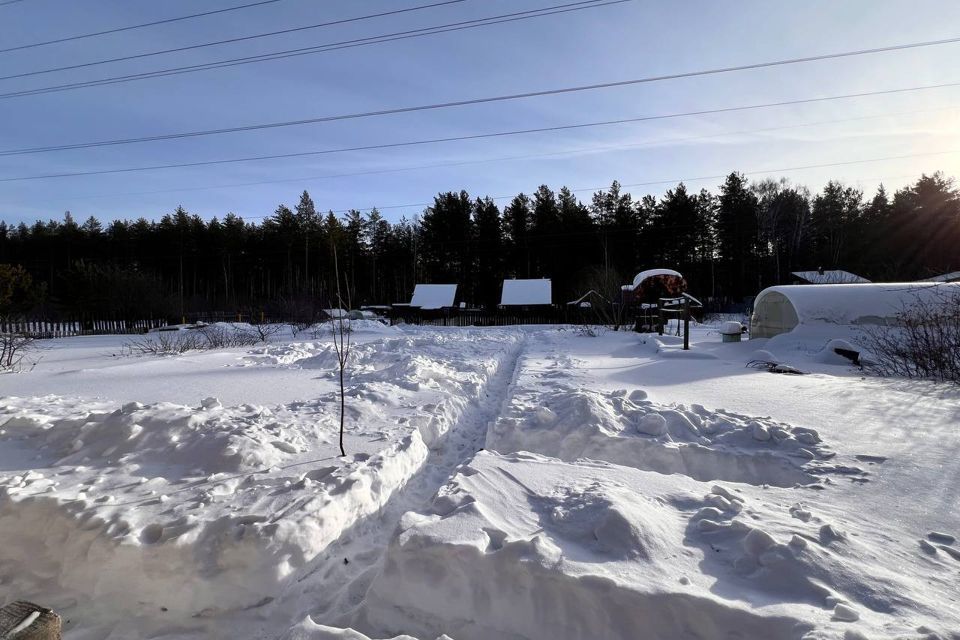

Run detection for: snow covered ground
[[1, 321, 958, 639]]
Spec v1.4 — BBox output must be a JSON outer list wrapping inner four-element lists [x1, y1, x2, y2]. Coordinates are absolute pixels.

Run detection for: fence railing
[[0, 318, 167, 338], [388, 306, 606, 327], [3, 302, 687, 338]]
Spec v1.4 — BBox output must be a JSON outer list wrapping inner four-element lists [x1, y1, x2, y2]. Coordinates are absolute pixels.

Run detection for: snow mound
[[357, 452, 802, 639], [0, 329, 523, 634], [356, 451, 954, 640], [486, 383, 839, 486], [281, 617, 450, 640]]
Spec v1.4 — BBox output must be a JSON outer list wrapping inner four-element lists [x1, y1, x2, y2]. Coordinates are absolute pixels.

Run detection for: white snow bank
[[0, 329, 522, 634], [281, 618, 450, 640], [357, 451, 956, 640], [0, 397, 430, 629], [485, 346, 841, 487]]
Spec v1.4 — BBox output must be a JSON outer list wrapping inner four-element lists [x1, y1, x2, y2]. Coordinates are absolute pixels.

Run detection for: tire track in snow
[[253, 333, 529, 637]]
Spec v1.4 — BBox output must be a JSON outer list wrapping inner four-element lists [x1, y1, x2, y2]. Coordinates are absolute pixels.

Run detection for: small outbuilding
[[500, 279, 552, 307], [921, 271, 960, 283], [750, 283, 959, 339], [567, 289, 608, 309], [791, 270, 870, 285], [409, 284, 458, 310], [321, 308, 349, 320]]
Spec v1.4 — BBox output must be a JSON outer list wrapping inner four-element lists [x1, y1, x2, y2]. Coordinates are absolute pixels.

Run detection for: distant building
[[321, 308, 348, 320], [409, 284, 458, 310], [567, 290, 607, 309], [920, 271, 960, 283], [790, 269, 870, 285], [500, 279, 552, 307]]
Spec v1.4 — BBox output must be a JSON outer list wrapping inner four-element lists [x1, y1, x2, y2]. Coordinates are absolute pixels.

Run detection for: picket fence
[[0, 318, 167, 338]]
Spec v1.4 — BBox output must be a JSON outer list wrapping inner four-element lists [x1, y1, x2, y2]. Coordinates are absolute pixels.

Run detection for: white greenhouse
[[750, 283, 960, 339]]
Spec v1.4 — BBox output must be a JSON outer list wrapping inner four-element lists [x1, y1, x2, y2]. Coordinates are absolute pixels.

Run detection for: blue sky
[[1, 0, 959, 226]]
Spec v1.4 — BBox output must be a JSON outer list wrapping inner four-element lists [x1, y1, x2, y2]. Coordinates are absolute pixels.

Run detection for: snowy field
[[1, 321, 958, 640]]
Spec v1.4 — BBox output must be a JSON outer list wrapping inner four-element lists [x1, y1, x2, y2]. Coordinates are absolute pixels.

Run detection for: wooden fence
[[0, 318, 168, 339], [389, 306, 599, 327]]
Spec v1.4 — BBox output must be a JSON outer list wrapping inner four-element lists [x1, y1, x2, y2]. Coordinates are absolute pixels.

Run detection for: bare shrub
[[248, 321, 282, 343], [124, 331, 202, 355], [290, 321, 312, 338], [198, 325, 260, 348], [0, 332, 36, 372], [576, 266, 627, 330], [575, 324, 607, 337], [124, 325, 261, 356], [310, 320, 351, 340], [860, 290, 960, 384]]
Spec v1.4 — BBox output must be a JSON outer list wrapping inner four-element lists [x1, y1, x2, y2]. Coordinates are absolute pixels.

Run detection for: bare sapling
[[860, 287, 960, 384], [248, 317, 282, 343], [0, 331, 35, 372], [330, 245, 352, 456]]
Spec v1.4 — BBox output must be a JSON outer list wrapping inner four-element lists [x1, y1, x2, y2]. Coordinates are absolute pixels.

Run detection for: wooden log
[[0, 601, 61, 639]]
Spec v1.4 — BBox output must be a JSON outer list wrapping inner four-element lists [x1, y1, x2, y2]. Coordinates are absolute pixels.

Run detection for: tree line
[[0, 171, 957, 321]]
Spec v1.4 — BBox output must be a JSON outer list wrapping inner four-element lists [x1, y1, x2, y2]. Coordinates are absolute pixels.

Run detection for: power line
[[3, 78, 960, 158], [0, 0, 629, 99], [0, 0, 285, 53], [6, 10, 957, 103], [209, 150, 956, 221], [329, 152, 959, 218], [2, 101, 956, 182], [32, 105, 960, 205], [0, 0, 469, 81]]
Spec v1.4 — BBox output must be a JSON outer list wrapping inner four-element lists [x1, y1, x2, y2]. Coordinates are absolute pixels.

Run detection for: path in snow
[[240, 335, 528, 638]]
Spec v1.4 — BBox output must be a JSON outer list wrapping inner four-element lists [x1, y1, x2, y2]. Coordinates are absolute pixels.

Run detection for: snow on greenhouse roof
[[791, 270, 870, 284], [623, 269, 683, 291], [755, 283, 960, 327], [410, 284, 457, 309], [501, 279, 552, 306]]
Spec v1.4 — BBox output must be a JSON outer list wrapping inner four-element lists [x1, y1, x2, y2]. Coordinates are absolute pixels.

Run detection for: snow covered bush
[[861, 290, 960, 384]]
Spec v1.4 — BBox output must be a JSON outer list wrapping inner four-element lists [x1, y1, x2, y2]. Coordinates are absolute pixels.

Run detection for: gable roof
[[791, 270, 870, 284], [410, 284, 457, 309], [501, 279, 552, 306], [921, 271, 960, 283]]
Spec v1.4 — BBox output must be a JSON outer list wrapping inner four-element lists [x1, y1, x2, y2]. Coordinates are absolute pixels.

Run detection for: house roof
[[622, 268, 683, 292], [501, 279, 552, 306], [410, 284, 457, 309], [791, 270, 870, 284], [567, 289, 608, 306], [920, 271, 960, 283]]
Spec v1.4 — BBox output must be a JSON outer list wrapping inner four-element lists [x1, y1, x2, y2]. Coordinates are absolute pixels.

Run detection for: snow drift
[[356, 451, 955, 640], [0, 329, 522, 634]]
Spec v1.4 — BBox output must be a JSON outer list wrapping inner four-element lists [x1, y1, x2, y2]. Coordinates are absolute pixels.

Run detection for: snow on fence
[[0, 318, 167, 338]]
